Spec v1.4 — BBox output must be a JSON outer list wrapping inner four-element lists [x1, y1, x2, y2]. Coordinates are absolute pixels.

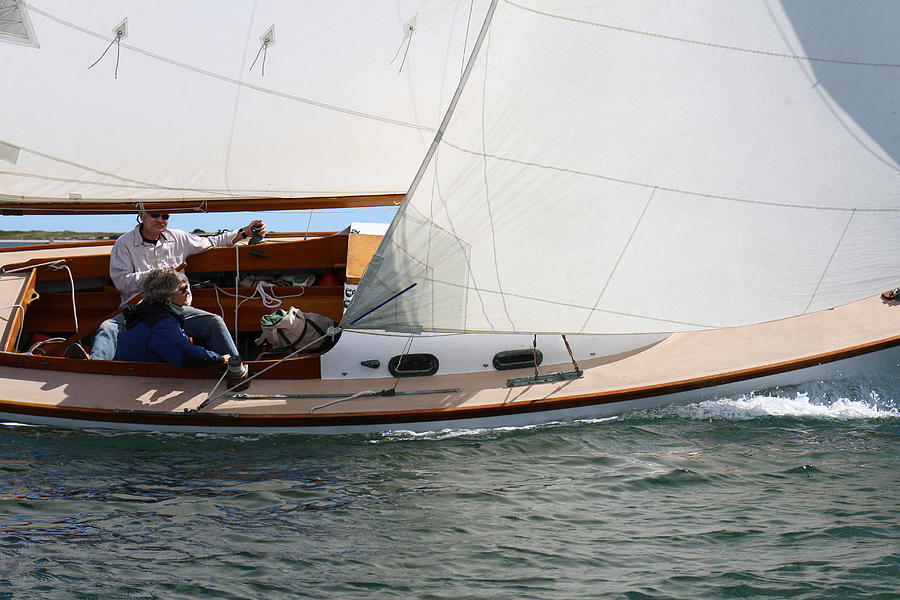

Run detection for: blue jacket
[[116, 302, 223, 368]]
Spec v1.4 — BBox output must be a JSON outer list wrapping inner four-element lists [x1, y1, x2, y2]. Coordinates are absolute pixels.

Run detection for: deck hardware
[[224, 388, 458, 400], [388, 353, 438, 377], [506, 369, 583, 388], [493, 349, 543, 371], [361, 359, 380, 368]]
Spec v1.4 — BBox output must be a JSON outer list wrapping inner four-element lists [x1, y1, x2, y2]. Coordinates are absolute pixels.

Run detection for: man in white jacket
[[87, 211, 266, 360]]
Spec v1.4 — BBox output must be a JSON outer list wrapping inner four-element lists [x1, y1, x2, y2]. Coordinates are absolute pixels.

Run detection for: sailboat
[[0, 0, 897, 433]]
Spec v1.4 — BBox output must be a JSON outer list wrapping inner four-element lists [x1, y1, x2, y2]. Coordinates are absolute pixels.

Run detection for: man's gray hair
[[143, 269, 188, 303]]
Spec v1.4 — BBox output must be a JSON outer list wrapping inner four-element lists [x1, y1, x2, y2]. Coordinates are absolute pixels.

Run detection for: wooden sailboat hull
[[0, 237, 896, 434], [0, 299, 896, 434]]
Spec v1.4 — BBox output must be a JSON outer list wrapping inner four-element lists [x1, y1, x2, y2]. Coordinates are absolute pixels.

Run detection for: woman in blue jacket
[[116, 269, 226, 368]]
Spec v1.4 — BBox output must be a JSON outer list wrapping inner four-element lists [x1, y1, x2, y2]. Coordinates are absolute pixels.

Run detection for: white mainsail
[[344, 0, 900, 335], [0, 0, 489, 207]]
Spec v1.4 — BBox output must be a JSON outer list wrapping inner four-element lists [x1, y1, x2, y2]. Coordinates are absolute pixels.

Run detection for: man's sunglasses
[[149, 213, 170, 220]]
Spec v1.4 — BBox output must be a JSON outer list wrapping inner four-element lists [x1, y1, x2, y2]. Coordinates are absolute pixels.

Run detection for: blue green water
[[1, 379, 898, 599]]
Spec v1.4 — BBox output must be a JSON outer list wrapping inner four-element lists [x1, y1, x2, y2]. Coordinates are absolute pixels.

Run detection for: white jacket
[[110, 225, 235, 304]]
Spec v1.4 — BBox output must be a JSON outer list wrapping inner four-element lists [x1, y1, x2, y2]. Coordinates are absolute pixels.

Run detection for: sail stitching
[[477, 26, 516, 332], [803, 209, 855, 314], [503, 0, 900, 69], [439, 139, 900, 213], [578, 187, 656, 333], [410, 276, 719, 330], [22, 2, 436, 133], [0, 143, 238, 197]]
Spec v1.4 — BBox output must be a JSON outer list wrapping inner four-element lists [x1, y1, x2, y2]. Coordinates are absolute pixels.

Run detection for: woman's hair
[[143, 269, 188, 303]]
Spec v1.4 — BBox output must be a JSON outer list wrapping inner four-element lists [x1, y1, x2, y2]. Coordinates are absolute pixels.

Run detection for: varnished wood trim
[[0, 351, 322, 379], [2, 268, 38, 352], [0, 195, 403, 215]]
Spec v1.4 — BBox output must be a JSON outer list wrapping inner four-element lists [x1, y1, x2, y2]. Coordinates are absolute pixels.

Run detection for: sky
[[0, 206, 398, 236]]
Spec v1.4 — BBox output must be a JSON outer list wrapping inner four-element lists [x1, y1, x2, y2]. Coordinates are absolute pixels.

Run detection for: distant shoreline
[[0, 231, 119, 241]]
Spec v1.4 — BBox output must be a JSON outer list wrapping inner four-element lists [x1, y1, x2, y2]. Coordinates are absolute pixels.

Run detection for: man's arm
[[109, 241, 146, 299]]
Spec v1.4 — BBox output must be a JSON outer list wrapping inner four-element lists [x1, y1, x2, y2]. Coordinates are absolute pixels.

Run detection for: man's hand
[[233, 219, 267, 244]]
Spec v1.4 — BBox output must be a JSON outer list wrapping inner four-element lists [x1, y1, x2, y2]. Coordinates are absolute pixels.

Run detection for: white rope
[[49, 263, 78, 333], [1, 259, 66, 274], [27, 335, 65, 355], [255, 280, 283, 308], [233, 244, 240, 348], [310, 390, 377, 413]]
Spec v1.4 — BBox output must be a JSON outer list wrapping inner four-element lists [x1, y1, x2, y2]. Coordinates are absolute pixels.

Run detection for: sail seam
[[417, 276, 719, 330], [22, 2, 437, 133], [803, 209, 855, 314], [440, 139, 900, 213], [579, 187, 656, 333], [503, 0, 900, 69], [2, 143, 238, 198]]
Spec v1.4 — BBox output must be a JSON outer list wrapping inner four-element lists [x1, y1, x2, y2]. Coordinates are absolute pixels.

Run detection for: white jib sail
[[344, 0, 900, 335], [0, 1, 490, 203]]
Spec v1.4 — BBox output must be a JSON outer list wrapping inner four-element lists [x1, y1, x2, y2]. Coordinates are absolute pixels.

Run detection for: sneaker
[[881, 288, 900, 301], [64, 343, 90, 360]]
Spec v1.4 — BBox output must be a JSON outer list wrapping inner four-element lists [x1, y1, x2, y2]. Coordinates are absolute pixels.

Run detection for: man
[[87, 211, 267, 360]]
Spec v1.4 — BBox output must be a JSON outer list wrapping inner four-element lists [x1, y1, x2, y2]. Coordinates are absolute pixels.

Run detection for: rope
[[249, 38, 271, 76], [232, 244, 240, 349], [561, 334, 581, 373], [87, 28, 123, 78], [196, 325, 342, 411], [49, 263, 78, 333], [310, 389, 377, 413], [1, 259, 66, 274], [26, 335, 65, 355]]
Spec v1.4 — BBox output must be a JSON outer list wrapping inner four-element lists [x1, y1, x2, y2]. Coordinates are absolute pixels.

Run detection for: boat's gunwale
[[1, 329, 896, 430]]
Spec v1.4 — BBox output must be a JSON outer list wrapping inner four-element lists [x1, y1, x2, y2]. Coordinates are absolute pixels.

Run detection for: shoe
[[881, 288, 900, 301], [225, 357, 251, 391], [64, 343, 90, 360]]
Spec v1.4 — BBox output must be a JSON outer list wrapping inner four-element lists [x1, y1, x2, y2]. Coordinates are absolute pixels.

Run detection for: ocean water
[[1, 379, 898, 599]]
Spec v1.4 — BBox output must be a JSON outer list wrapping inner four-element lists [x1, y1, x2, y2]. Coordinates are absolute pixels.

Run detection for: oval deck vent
[[388, 353, 439, 377], [493, 349, 543, 371]]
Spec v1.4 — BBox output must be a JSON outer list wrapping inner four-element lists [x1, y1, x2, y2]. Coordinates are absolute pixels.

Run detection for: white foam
[[654, 391, 898, 421]]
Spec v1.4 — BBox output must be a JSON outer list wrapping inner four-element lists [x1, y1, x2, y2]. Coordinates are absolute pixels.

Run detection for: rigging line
[[24, 2, 437, 133], [503, 0, 900, 69], [303, 209, 314, 240], [578, 187, 656, 333], [196, 327, 340, 410], [803, 209, 855, 314], [397, 31, 412, 73], [86, 33, 117, 71], [390, 26, 412, 68], [439, 139, 900, 213], [248, 39, 266, 73], [114, 32, 120, 78]]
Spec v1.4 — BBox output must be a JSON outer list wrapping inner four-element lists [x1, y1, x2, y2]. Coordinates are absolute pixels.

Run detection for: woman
[[115, 269, 226, 368]]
